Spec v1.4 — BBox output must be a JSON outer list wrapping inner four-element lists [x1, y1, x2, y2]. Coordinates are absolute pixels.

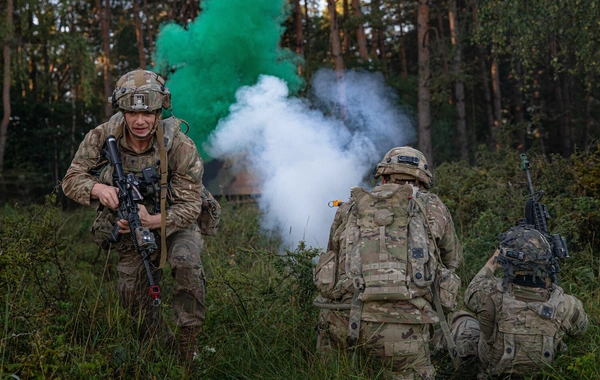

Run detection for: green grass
[[1, 146, 599, 379]]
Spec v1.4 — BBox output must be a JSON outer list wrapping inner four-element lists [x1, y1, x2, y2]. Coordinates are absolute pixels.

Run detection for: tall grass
[[1, 145, 599, 379]]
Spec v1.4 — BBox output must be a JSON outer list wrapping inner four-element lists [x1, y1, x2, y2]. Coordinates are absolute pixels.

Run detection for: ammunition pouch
[[198, 186, 221, 236], [436, 266, 461, 313]]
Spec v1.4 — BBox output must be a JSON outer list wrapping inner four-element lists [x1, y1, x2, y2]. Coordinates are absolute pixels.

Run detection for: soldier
[[62, 69, 206, 361], [313, 146, 463, 379], [441, 226, 588, 378]]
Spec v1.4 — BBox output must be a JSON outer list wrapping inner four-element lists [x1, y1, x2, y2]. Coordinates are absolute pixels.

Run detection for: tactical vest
[[490, 285, 564, 375], [347, 183, 437, 302], [96, 113, 179, 210]]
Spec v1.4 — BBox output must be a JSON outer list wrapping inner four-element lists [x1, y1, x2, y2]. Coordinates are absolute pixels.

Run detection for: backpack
[[347, 183, 437, 302], [488, 285, 563, 376]]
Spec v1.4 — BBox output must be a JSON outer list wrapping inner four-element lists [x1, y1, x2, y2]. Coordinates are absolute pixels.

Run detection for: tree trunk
[[327, 0, 346, 120], [96, 0, 112, 119], [133, 0, 146, 69], [171, 0, 199, 26], [471, 0, 494, 151], [370, 0, 380, 60], [351, 0, 369, 60], [143, 0, 154, 64], [0, 0, 13, 171], [514, 59, 526, 151], [417, 0, 432, 164], [561, 73, 572, 156], [328, 0, 345, 77], [304, 0, 310, 57], [435, 6, 449, 77], [490, 54, 501, 150], [448, 0, 468, 162], [398, 3, 408, 79], [342, 0, 350, 52], [585, 93, 596, 151], [293, 0, 304, 75]]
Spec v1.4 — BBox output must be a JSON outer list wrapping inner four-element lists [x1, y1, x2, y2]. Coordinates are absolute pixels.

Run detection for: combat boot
[[178, 325, 199, 362]]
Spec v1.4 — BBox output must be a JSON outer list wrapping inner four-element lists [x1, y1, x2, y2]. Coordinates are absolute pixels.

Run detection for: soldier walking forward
[[62, 69, 206, 360]]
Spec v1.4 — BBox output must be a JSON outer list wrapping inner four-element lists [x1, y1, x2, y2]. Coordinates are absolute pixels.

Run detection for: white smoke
[[206, 69, 415, 251]]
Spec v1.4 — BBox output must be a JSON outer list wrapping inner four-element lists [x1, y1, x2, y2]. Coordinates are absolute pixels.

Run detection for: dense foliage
[[1, 147, 599, 379], [3, 0, 600, 204]]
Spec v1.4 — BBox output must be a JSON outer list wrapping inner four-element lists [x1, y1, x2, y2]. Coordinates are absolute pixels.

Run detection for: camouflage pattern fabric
[[460, 265, 588, 377], [118, 224, 205, 330], [313, 182, 462, 379], [374, 147, 433, 189], [315, 184, 462, 315], [350, 183, 435, 302], [62, 113, 204, 238], [497, 226, 556, 286], [317, 309, 435, 380], [62, 112, 206, 330], [111, 69, 171, 112]]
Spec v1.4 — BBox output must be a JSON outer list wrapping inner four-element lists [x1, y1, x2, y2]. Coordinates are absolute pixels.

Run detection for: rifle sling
[[413, 196, 461, 369], [432, 282, 461, 369], [154, 122, 168, 269]]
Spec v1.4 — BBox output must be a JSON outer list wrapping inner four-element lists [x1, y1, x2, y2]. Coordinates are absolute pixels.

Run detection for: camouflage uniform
[[457, 266, 589, 378], [314, 153, 462, 380], [449, 227, 588, 378], [62, 111, 206, 339]]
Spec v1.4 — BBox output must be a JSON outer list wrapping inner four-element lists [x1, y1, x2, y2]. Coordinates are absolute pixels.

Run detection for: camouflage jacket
[[62, 113, 204, 239], [315, 184, 462, 324], [464, 266, 588, 375]]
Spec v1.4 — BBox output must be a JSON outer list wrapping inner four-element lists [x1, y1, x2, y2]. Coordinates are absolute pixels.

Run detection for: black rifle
[[104, 135, 161, 306], [518, 153, 569, 284]]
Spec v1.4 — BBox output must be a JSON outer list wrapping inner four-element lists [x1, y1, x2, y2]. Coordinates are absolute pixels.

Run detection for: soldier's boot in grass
[[178, 325, 199, 362]]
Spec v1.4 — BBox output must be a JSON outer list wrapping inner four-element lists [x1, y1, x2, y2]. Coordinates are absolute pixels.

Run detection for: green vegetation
[[1, 146, 600, 379]]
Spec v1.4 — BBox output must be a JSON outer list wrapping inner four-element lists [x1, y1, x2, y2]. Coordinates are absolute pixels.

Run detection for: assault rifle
[[518, 153, 569, 284], [104, 135, 161, 306]]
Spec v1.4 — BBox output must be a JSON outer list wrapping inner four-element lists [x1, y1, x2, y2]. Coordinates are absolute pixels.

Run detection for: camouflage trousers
[[435, 311, 483, 377], [447, 311, 481, 360], [317, 309, 435, 380], [116, 224, 206, 340]]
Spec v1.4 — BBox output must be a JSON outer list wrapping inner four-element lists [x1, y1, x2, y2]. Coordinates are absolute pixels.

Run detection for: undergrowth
[[1, 145, 599, 379]]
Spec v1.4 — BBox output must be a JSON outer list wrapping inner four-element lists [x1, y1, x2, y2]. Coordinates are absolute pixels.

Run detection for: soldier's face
[[124, 111, 157, 141]]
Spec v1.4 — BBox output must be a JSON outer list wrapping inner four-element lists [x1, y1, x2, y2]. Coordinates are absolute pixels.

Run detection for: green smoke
[[154, 0, 304, 158]]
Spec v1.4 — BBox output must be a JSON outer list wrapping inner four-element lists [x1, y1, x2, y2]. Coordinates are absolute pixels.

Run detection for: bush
[[2, 147, 599, 379]]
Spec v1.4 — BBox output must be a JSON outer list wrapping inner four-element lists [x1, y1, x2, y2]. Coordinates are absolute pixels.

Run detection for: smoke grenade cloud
[[153, 0, 303, 158], [207, 69, 416, 250]]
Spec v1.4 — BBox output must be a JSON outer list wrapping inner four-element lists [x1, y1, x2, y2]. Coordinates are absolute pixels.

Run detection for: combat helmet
[[374, 146, 433, 188], [110, 69, 171, 112], [497, 226, 557, 286]]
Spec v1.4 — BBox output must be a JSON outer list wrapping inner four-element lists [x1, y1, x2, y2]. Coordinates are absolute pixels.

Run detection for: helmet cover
[[110, 70, 171, 112], [374, 146, 433, 188], [497, 226, 555, 285]]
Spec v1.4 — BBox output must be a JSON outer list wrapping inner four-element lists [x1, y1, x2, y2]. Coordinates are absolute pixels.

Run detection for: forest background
[[1, 0, 600, 379]]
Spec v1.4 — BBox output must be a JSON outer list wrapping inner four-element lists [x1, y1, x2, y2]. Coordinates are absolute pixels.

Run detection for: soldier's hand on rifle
[[485, 249, 501, 272], [117, 204, 161, 233], [91, 183, 120, 210]]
